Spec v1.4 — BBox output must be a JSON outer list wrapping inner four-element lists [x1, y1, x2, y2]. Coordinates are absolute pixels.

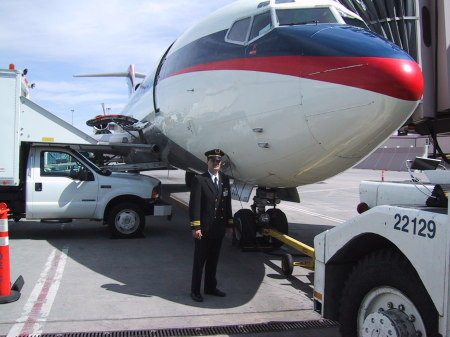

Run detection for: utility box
[[0, 69, 22, 186]]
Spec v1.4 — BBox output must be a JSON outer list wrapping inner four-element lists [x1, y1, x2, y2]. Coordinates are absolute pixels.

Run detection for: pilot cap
[[205, 149, 225, 159]]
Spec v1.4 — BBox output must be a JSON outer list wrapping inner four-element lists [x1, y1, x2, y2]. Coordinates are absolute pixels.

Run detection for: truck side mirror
[[101, 169, 112, 176], [69, 167, 94, 181], [68, 169, 80, 180], [84, 171, 95, 181]]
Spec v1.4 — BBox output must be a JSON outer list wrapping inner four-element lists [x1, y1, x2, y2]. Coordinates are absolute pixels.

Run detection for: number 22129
[[393, 214, 436, 239]]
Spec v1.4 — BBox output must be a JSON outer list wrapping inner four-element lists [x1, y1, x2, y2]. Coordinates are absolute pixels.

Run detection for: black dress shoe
[[205, 288, 226, 297], [191, 292, 203, 302]]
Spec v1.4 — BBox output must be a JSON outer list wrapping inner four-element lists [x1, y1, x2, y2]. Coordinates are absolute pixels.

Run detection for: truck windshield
[[276, 8, 338, 25]]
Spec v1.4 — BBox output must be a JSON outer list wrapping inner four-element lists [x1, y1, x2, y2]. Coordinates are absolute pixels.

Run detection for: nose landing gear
[[232, 187, 315, 273], [233, 187, 288, 250]]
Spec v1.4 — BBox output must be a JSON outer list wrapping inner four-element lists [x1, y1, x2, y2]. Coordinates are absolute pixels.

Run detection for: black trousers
[[191, 235, 223, 294]]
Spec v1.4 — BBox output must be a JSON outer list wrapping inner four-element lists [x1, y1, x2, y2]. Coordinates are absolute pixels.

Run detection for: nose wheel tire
[[233, 209, 256, 248], [266, 208, 288, 249], [339, 249, 438, 337], [108, 202, 145, 238]]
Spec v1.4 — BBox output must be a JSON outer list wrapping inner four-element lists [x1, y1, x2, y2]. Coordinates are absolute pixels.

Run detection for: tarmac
[[0, 168, 416, 337]]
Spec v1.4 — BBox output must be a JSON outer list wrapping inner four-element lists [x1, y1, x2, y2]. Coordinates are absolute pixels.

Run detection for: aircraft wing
[[74, 72, 146, 78]]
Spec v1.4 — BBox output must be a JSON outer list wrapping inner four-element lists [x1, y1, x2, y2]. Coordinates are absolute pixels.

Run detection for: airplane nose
[[301, 26, 424, 158], [305, 56, 423, 102], [300, 55, 423, 103], [300, 26, 424, 102]]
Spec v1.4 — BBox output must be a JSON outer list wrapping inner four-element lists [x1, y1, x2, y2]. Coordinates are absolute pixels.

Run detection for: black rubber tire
[[108, 202, 145, 238], [281, 253, 294, 276], [233, 209, 256, 248], [267, 208, 288, 249], [339, 249, 439, 337], [185, 171, 196, 189]]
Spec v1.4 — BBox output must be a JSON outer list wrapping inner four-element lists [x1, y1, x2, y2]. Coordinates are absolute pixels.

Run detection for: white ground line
[[280, 205, 345, 224], [171, 194, 345, 223], [7, 247, 69, 337], [299, 187, 358, 193]]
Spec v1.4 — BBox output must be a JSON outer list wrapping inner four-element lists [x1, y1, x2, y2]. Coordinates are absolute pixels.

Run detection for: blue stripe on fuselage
[[159, 24, 413, 80]]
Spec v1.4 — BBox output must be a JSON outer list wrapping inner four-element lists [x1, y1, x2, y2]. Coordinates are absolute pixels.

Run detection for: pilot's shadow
[[92, 236, 268, 308], [42, 214, 267, 308], [95, 240, 265, 308]]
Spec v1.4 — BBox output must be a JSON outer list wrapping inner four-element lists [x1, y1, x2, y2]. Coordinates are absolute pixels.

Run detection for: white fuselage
[[122, 0, 423, 188]]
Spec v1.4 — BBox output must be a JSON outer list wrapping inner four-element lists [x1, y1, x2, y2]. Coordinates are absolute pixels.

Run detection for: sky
[[0, 0, 236, 133]]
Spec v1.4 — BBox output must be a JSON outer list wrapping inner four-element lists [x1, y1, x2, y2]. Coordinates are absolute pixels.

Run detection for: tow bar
[[263, 228, 315, 275]]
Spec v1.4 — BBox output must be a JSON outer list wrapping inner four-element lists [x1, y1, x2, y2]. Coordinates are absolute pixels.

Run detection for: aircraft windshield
[[276, 8, 338, 25]]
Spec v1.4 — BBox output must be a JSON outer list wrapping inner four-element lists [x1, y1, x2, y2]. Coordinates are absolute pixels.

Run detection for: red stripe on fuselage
[[167, 56, 423, 102]]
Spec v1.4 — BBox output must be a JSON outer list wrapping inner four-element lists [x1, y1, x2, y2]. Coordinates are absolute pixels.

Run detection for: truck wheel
[[108, 202, 145, 238], [233, 209, 256, 248], [339, 249, 438, 337], [267, 208, 288, 249]]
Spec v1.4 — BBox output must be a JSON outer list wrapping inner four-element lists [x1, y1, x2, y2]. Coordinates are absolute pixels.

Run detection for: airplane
[[81, 0, 424, 246]]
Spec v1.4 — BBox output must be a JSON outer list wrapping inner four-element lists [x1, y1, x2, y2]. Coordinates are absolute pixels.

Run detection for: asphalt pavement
[[0, 168, 416, 337]]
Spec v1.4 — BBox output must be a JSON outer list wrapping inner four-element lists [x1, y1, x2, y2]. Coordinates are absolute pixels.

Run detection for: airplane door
[[27, 149, 99, 219]]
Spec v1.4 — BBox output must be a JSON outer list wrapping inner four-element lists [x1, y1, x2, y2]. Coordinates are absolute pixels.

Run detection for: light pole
[[70, 109, 74, 125]]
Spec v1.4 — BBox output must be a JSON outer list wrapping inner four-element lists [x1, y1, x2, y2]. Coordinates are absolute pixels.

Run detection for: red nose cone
[[365, 57, 424, 101], [299, 56, 424, 102]]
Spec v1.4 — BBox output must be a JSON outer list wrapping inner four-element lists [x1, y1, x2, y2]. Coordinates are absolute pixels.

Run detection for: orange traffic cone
[[0, 203, 23, 304]]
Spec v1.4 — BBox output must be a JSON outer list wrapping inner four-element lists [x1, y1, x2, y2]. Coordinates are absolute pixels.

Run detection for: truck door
[[26, 148, 99, 219]]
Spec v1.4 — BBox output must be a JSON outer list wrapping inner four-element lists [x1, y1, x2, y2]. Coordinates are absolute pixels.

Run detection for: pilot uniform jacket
[[189, 171, 233, 294], [189, 171, 233, 237]]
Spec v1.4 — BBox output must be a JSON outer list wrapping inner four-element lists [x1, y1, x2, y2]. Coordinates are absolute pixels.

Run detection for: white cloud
[[0, 0, 235, 69], [33, 79, 126, 104], [1, 0, 236, 132]]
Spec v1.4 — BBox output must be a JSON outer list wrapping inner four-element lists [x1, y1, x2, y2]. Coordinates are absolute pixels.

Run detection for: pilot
[[189, 149, 234, 302]]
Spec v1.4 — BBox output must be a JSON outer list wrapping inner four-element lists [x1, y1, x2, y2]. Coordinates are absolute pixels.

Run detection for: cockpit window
[[226, 11, 273, 45], [249, 11, 273, 41], [276, 8, 338, 25], [227, 17, 251, 43]]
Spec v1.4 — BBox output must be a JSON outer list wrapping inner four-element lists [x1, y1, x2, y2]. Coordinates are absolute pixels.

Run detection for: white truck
[[312, 166, 448, 336], [0, 67, 171, 238]]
